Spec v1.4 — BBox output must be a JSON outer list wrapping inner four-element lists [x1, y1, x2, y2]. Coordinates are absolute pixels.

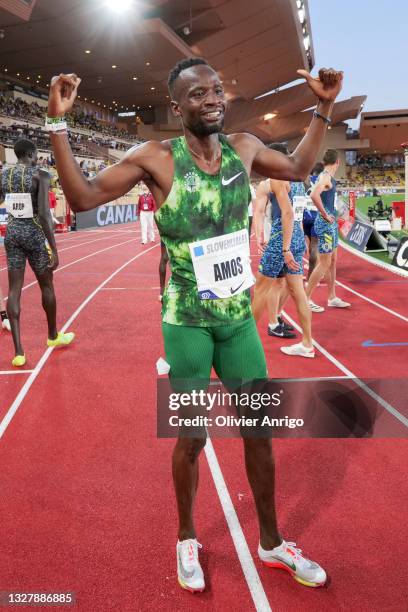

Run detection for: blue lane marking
[[362, 339, 408, 348]]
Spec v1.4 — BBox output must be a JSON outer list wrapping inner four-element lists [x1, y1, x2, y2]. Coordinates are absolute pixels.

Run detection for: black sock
[[0, 310, 7, 321]]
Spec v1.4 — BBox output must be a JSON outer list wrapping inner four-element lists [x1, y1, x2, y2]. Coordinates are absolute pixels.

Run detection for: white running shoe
[[280, 342, 315, 358], [258, 540, 327, 588], [328, 297, 351, 308], [177, 539, 205, 593], [1, 318, 11, 332], [308, 300, 324, 313]]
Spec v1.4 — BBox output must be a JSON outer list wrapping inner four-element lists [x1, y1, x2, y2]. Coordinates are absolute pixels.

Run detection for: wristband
[[44, 116, 67, 132], [313, 110, 331, 124], [282, 249, 291, 253]]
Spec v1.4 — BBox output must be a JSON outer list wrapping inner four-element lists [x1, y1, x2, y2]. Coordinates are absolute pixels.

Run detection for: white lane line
[[0, 242, 269, 611], [303, 258, 408, 324], [55, 233, 134, 254], [275, 375, 350, 382], [100, 286, 160, 291], [209, 375, 350, 383], [205, 439, 272, 612], [334, 279, 408, 324], [3, 237, 143, 300], [0, 244, 158, 439], [282, 310, 408, 428], [0, 370, 34, 375], [0, 233, 141, 273]]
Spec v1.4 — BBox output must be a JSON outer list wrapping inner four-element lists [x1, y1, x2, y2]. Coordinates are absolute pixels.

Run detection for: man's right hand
[[324, 213, 335, 224], [49, 250, 59, 271], [48, 73, 81, 118], [284, 250, 300, 272]]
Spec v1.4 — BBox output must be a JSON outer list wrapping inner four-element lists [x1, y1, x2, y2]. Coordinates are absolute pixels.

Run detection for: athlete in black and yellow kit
[[0, 139, 74, 366], [47, 60, 343, 591]]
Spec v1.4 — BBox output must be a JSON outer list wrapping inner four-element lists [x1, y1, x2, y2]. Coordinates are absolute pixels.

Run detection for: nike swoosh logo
[[230, 281, 244, 294], [273, 554, 296, 571], [222, 172, 243, 186]]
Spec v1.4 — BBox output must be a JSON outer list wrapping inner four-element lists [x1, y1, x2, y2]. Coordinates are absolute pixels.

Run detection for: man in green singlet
[[47, 59, 343, 592]]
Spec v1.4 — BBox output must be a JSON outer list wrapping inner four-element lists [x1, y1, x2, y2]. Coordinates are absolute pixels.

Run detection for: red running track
[[0, 224, 407, 611]]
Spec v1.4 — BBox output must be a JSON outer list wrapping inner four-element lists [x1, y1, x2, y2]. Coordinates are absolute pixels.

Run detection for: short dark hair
[[14, 138, 36, 160], [168, 57, 209, 97], [323, 149, 338, 165], [268, 142, 289, 155], [312, 162, 324, 175]]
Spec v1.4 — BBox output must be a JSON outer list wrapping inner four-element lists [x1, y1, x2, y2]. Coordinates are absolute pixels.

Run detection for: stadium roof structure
[[0, 0, 364, 140], [359, 109, 408, 154]]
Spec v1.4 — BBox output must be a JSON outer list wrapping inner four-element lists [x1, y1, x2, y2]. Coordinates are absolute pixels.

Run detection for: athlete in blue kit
[[252, 143, 314, 358], [305, 149, 350, 311], [302, 161, 323, 291]]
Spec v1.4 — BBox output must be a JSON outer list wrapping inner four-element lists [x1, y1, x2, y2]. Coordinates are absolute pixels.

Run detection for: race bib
[[189, 229, 255, 299], [5, 193, 33, 219], [305, 196, 317, 212], [293, 196, 307, 222]]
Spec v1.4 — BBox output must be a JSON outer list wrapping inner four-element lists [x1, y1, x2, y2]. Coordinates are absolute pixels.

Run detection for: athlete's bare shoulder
[[226, 132, 265, 173], [121, 139, 175, 203], [125, 138, 171, 161], [257, 178, 270, 195], [227, 132, 263, 153], [269, 177, 289, 193], [318, 170, 332, 190], [115, 138, 174, 187]]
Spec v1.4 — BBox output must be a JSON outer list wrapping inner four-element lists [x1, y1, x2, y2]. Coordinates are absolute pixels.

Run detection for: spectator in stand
[[0, 80, 145, 163], [137, 184, 156, 244], [79, 159, 89, 177]]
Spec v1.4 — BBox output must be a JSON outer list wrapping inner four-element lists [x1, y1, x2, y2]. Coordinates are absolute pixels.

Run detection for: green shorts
[[162, 317, 267, 392]]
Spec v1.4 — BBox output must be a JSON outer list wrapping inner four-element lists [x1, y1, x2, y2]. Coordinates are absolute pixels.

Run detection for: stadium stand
[[0, 80, 145, 161]]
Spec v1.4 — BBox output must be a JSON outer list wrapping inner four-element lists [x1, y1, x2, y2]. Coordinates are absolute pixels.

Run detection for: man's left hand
[[297, 67, 343, 102]]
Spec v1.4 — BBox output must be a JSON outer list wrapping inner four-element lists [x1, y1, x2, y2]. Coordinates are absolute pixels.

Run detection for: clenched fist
[[48, 73, 81, 118]]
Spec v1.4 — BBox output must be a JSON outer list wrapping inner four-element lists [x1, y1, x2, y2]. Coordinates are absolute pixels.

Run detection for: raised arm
[[47, 74, 153, 212], [251, 68, 343, 181]]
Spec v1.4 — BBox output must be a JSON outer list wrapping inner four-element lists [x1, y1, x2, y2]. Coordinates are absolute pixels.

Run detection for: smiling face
[[170, 64, 226, 136]]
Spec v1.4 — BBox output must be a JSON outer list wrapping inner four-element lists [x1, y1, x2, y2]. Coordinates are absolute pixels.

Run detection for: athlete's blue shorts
[[314, 214, 339, 254], [303, 209, 317, 238], [259, 220, 305, 278]]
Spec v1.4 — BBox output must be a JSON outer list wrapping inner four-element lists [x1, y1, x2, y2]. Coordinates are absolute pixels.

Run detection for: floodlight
[[105, 0, 133, 13]]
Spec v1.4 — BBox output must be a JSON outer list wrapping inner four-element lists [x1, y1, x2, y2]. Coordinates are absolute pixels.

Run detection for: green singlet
[[155, 135, 253, 327], [156, 135, 267, 387]]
